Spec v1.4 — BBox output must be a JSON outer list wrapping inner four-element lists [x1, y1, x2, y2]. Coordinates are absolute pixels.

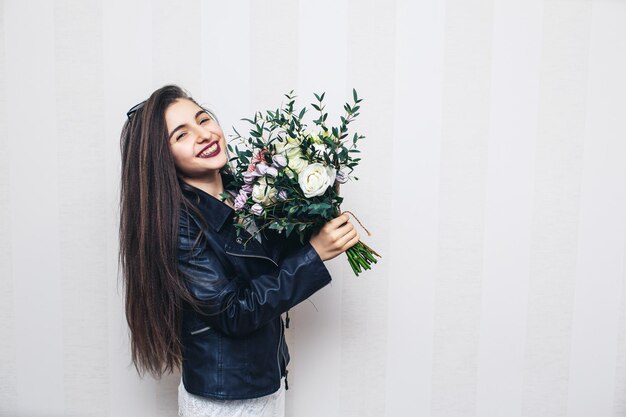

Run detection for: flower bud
[[251, 203, 264, 216], [266, 166, 279, 177], [234, 190, 248, 211], [255, 163, 269, 175], [243, 171, 260, 184], [272, 154, 287, 168], [336, 168, 350, 184]]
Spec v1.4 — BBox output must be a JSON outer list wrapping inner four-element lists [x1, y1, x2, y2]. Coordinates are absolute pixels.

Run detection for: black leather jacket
[[177, 181, 332, 400]]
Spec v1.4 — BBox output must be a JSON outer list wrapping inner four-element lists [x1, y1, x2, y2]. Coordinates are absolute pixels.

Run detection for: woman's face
[[165, 98, 228, 179]]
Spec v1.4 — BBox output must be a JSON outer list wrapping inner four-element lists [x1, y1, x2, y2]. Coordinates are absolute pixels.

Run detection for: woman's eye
[[200, 118, 210, 124], [176, 132, 187, 141]]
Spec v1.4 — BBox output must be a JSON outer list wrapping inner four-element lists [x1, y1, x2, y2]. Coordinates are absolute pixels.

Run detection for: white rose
[[252, 177, 277, 206], [286, 147, 308, 178], [298, 163, 337, 198]]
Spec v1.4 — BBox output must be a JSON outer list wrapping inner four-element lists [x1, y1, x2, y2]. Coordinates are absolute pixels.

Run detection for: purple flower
[[251, 203, 264, 216], [242, 183, 253, 193], [272, 154, 287, 168], [277, 189, 288, 201], [255, 163, 269, 175], [265, 166, 278, 177], [336, 168, 350, 184], [243, 171, 260, 184], [234, 190, 248, 211]]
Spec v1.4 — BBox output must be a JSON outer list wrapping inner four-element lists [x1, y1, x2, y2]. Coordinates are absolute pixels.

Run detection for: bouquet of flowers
[[222, 89, 380, 276]]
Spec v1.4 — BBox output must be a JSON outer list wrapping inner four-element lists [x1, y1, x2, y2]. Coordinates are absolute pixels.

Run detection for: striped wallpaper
[[1, 0, 626, 416]]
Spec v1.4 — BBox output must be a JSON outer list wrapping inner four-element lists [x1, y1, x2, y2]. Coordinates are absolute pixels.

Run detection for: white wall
[[1, 0, 626, 416]]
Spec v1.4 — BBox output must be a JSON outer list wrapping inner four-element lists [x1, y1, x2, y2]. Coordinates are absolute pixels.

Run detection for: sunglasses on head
[[126, 100, 146, 120]]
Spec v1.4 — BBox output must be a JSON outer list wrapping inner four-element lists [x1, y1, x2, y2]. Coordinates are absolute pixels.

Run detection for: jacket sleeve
[[177, 211, 332, 337]]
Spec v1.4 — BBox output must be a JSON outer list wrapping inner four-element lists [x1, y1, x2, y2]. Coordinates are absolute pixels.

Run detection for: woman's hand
[[309, 213, 360, 261]]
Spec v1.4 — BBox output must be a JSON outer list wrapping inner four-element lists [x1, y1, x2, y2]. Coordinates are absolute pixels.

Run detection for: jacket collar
[[180, 175, 235, 233]]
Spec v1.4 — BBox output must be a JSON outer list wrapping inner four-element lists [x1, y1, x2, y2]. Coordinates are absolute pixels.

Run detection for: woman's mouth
[[197, 142, 220, 159]]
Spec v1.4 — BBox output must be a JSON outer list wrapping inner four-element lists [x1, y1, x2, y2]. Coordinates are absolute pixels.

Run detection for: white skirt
[[178, 378, 285, 417]]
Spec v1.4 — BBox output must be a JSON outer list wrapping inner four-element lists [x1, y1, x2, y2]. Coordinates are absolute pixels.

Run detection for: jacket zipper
[[280, 316, 289, 390]]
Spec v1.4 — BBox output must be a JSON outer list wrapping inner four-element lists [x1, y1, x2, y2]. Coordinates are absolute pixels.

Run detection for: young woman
[[119, 85, 359, 416]]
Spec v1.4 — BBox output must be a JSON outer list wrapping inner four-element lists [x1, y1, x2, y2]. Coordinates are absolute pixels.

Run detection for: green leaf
[[353, 88, 358, 102], [269, 222, 284, 232]]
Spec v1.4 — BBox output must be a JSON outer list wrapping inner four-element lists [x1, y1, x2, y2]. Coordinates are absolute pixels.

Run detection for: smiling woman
[[166, 99, 231, 200], [118, 85, 358, 416]]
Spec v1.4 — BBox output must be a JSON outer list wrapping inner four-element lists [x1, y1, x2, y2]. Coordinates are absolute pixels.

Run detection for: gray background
[[1, 0, 626, 416]]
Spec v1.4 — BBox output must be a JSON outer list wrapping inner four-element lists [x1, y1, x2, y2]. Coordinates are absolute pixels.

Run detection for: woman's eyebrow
[[168, 110, 209, 140]]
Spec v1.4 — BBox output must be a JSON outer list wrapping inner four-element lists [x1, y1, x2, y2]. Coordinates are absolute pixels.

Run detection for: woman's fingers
[[343, 233, 360, 250], [310, 213, 358, 261], [335, 227, 358, 249], [328, 213, 350, 229], [331, 221, 354, 242]]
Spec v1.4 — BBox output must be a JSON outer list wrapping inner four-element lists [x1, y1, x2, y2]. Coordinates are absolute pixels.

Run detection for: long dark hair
[[119, 84, 223, 378]]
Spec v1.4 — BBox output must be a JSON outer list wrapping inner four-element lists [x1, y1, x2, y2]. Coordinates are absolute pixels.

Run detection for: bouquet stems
[[334, 185, 380, 276], [346, 240, 381, 276]]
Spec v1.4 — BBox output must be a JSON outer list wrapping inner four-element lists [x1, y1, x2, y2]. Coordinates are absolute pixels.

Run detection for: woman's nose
[[193, 127, 212, 143]]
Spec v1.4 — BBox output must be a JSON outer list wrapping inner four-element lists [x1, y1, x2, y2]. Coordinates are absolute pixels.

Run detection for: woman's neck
[[184, 171, 224, 200]]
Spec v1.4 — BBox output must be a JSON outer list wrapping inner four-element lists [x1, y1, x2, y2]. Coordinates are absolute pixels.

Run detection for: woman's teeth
[[199, 143, 219, 158]]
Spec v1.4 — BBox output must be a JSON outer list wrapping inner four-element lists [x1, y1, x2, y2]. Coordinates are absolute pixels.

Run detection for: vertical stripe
[[475, 1, 543, 417], [386, 0, 445, 416], [617, 239, 626, 416], [522, 1, 591, 417], [567, 1, 626, 415], [342, 1, 394, 416], [200, 1, 252, 139], [152, 0, 202, 94], [287, 1, 348, 417], [5, 0, 65, 415], [0, 0, 17, 414], [431, 0, 494, 415], [249, 0, 299, 110], [102, 0, 154, 416], [55, 0, 108, 415]]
